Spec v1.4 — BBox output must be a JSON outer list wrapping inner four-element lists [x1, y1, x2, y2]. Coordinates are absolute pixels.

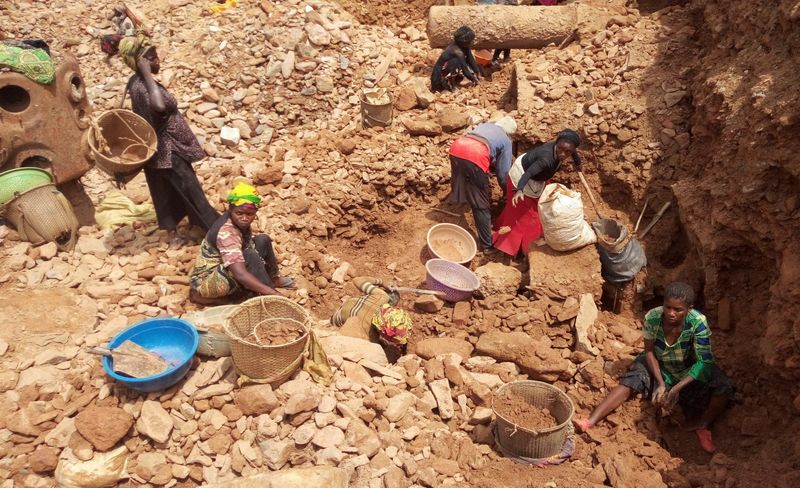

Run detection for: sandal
[[272, 276, 296, 289]]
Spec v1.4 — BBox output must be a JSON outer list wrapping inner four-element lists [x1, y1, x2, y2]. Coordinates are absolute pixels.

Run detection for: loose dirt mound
[[430, 237, 468, 262], [527, 245, 603, 300], [247, 320, 305, 346], [494, 389, 558, 431]]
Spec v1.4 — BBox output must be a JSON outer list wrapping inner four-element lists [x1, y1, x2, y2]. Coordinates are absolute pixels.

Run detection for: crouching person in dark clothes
[[189, 183, 295, 304], [573, 282, 735, 453], [431, 25, 481, 92]]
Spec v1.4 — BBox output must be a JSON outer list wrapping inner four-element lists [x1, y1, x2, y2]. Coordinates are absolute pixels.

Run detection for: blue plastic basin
[[102, 317, 199, 393]]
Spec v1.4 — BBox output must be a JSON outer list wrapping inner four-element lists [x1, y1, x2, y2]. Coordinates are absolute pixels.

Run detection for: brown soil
[[493, 389, 558, 431], [2, 0, 800, 487], [247, 321, 305, 346], [527, 244, 603, 301], [430, 238, 467, 262], [0, 288, 99, 356]]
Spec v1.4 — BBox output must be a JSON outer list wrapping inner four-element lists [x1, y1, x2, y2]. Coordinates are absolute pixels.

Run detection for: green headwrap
[[227, 182, 261, 207]]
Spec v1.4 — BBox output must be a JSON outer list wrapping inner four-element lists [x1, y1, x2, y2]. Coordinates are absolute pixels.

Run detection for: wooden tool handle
[[634, 197, 651, 233], [88, 347, 114, 356], [638, 201, 672, 238], [391, 286, 447, 298], [577, 171, 604, 220], [88, 346, 134, 357]]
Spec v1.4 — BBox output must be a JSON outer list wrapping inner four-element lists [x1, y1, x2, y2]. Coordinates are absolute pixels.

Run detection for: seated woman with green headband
[[189, 182, 295, 304]]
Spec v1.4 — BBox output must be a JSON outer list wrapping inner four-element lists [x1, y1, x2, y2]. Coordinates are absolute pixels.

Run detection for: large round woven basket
[[4, 184, 79, 251], [224, 296, 310, 385], [88, 109, 157, 184], [492, 380, 575, 459]]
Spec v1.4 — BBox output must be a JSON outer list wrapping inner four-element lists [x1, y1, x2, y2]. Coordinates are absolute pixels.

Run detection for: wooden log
[[427, 5, 578, 49]]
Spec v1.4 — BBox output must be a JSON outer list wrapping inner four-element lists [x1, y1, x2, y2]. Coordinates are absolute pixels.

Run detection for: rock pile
[[512, 5, 697, 196]]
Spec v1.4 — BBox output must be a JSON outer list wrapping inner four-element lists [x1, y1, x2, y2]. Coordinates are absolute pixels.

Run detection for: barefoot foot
[[573, 418, 594, 433], [695, 429, 716, 453]]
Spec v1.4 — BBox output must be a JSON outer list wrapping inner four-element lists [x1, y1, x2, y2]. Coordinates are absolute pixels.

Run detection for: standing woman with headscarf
[[115, 33, 219, 248], [190, 183, 295, 304], [492, 129, 582, 257], [448, 116, 517, 253]]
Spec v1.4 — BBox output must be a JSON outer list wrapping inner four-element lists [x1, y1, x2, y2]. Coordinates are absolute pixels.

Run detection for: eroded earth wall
[[675, 0, 800, 376]]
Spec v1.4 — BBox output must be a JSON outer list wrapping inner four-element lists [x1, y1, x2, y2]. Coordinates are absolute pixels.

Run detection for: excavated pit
[[1, 0, 799, 487], [306, 1, 800, 485]]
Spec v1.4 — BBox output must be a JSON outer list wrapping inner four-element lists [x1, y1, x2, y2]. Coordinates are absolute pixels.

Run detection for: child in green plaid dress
[[573, 282, 734, 453]]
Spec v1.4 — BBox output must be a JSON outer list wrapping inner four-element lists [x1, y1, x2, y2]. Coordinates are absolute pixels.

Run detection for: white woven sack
[[538, 183, 597, 251]]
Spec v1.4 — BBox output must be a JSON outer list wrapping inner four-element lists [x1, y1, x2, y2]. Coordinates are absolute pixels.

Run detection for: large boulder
[[136, 400, 173, 444], [204, 466, 348, 488], [75, 406, 133, 451], [475, 331, 575, 381], [319, 335, 388, 365], [400, 116, 442, 137], [234, 385, 279, 416], [413, 338, 474, 360], [411, 77, 435, 108], [474, 262, 522, 296], [394, 84, 418, 111], [438, 107, 470, 132]]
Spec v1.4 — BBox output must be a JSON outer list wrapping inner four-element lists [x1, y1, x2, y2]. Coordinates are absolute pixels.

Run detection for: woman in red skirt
[[493, 129, 582, 257]]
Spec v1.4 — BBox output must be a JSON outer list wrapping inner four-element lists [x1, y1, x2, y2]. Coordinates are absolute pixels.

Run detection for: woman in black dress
[[117, 34, 219, 248]]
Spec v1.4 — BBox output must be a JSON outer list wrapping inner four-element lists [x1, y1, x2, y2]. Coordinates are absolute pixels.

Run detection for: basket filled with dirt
[[492, 380, 575, 459], [246, 318, 306, 346], [224, 296, 310, 385]]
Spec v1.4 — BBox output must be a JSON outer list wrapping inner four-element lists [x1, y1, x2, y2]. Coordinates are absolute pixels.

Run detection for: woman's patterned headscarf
[[100, 3, 149, 58], [371, 304, 413, 346], [118, 33, 153, 71]]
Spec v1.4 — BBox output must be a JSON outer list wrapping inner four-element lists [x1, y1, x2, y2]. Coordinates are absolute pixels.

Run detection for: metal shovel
[[89, 340, 172, 378]]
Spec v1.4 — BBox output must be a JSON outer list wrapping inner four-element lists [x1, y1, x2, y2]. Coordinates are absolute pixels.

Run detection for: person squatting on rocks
[[189, 183, 295, 304], [448, 116, 517, 253], [101, 11, 219, 249], [430, 25, 482, 92], [492, 128, 582, 257], [331, 276, 413, 354], [573, 282, 735, 454]]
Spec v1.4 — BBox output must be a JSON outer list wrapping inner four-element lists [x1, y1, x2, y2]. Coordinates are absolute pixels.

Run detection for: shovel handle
[[88, 347, 114, 356], [88, 346, 136, 357], [390, 286, 447, 298], [577, 171, 604, 220]]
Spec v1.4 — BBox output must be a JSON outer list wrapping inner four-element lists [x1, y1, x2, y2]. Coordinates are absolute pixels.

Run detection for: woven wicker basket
[[492, 381, 575, 459], [88, 109, 157, 184], [4, 184, 79, 251], [224, 296, 310, 385]]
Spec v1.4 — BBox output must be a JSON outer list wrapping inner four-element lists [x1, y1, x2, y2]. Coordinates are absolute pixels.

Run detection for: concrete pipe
[[427, 5, 578, 50]]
